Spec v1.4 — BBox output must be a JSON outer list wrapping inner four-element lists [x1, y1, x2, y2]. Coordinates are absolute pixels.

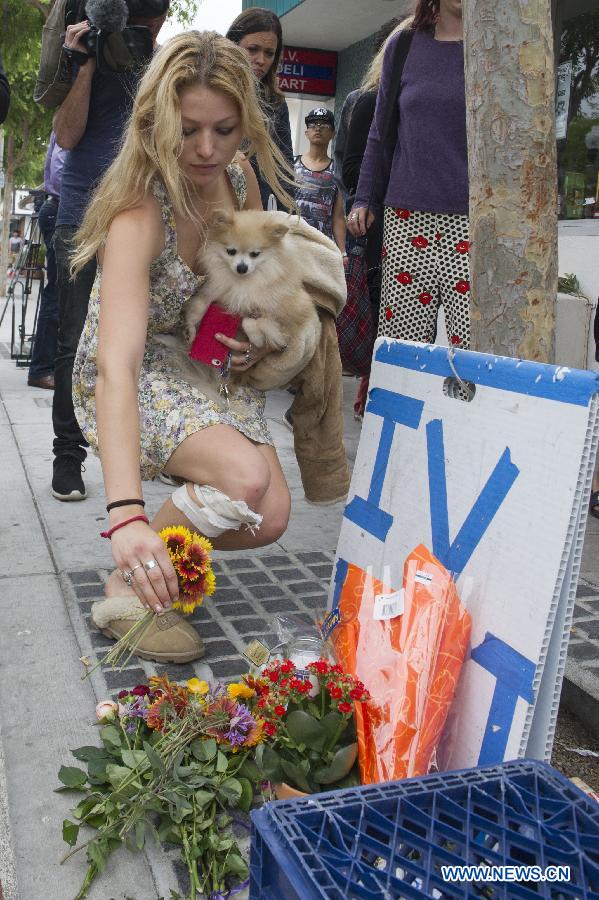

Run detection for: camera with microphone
[[64, 0, 170, 73]]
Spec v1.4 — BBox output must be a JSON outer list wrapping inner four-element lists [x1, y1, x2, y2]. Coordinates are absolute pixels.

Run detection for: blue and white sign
[[331, 339, 599, 769]]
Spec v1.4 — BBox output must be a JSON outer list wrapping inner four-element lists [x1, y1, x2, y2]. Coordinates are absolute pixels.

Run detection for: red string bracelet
[[100, 514, 149, 539]]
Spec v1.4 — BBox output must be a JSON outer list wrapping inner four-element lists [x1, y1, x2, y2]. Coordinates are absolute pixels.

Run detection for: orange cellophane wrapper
[[329, 544, 471, 784]]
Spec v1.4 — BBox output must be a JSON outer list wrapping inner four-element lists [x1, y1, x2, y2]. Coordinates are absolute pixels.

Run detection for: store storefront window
[[557, 7, 599, 220]]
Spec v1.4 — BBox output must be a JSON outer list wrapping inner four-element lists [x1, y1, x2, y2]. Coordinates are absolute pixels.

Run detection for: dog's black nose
[[236, 262, 249, 274]]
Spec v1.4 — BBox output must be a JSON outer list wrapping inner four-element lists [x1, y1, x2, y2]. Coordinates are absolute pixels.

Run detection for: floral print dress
[[72, 164, 273, 481]]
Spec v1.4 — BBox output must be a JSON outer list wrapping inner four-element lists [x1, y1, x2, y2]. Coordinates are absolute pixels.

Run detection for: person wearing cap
[[294, 108, 347, 257]]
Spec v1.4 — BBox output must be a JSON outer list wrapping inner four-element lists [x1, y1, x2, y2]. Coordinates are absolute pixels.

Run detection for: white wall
[[557, 221, 599, 369], [558, 221, 599, 301]]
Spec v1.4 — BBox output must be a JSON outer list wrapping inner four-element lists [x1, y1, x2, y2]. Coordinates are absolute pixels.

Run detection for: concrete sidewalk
[[0, 325, 598, 899], [0, 342, 362, 900]]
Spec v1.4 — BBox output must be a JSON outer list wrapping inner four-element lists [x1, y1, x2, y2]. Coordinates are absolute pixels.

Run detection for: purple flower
[[224, 703, 257, 746], [119, 695, 151, 730]]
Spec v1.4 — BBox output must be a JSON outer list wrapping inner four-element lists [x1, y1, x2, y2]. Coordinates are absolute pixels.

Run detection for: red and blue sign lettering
[[277, 46, 337, 97]]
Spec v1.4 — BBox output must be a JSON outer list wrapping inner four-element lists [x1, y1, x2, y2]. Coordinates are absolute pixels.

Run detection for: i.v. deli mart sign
[[277, 46, 337, 97]]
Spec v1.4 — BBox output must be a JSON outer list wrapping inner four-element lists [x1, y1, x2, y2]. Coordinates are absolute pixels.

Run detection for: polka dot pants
[[379, 207, 471, 348]]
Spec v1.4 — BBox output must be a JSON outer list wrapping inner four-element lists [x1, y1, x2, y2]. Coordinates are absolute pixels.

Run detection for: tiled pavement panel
[[69, 553, 599, 701], [68, 550, 334, 694], [570, 580, 599, 665]]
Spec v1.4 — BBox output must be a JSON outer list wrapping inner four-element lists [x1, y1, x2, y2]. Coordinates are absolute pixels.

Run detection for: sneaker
[[52, 455, 87, 501], [283, 408, 294, 431]]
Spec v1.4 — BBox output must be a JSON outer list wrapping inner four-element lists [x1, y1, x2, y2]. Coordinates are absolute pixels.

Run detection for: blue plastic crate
[[249, 760, 599, 899]]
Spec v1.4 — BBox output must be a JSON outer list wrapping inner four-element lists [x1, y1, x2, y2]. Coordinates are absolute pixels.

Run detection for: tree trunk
[[0, 134, 14, 300], [463, 0, 558, 363]]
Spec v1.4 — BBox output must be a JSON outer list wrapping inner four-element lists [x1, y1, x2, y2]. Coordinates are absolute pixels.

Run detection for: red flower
[[280, 660, 295, 673], [450, 335, 462, 345], [385, 308, 394, 321], [175, 558, 203, 581], [338, 702, 352, 714], [411, 235, 429, 250], [455, 240, 470, 254], [330, 664, 343, 674], [257, 697, 267, 709], [394, 271, 413, 286], [418, 292, 432, 305], [297, 681, 313, 694], [435, 231, 442, 241], [289, 678, 304, 691], [454, 279, 470, 294], [308, 660, 329, 675], [329, 686, 343, 700], [381, 246, 388, 260], [350, 687, 365, 700], [268, 670, 280, 683], [394, 208, 411, 220], [274, 705, 286, 717], [263, 722, 277, 736]]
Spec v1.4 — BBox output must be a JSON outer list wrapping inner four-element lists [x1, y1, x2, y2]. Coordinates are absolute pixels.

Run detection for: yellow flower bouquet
[[97, 525, 216, 671]]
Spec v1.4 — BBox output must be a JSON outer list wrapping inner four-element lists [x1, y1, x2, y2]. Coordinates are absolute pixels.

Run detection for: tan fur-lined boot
[[91, 596, 205, 664]]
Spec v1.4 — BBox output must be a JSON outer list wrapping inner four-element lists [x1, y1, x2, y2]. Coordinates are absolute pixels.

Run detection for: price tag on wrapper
[[373, 588, 404, 621], [242, 638, 270, 668]]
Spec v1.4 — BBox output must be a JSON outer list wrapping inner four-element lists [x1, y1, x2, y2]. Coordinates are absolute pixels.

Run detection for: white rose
[[95, 700, 118, 722]]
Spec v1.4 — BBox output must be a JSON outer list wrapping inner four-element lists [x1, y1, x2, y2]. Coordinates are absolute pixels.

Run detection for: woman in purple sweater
[[348, 0, 469, 348]]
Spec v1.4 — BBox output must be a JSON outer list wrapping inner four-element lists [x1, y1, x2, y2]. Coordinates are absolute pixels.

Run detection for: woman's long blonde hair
[[72, 30, 294, 274], [360, 16, 414, 94]]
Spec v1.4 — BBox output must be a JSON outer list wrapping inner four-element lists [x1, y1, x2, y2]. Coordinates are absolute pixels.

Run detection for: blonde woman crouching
[[71, 31, 294, 663]]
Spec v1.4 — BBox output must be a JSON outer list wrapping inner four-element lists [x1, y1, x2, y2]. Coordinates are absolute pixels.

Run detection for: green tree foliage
[[1, 1, 52, 186], [560, 11, 599, 121]]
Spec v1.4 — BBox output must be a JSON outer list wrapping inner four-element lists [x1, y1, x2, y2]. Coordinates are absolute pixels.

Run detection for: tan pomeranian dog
[[183, 210, 321, 392]]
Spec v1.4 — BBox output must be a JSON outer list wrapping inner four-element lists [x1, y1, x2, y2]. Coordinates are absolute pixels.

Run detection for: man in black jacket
[[0, 51, 10, 123], [50, 8, 167, 501]]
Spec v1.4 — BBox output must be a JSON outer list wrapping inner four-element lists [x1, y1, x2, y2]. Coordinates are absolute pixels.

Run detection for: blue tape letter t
[[471, 633, 536, 765]]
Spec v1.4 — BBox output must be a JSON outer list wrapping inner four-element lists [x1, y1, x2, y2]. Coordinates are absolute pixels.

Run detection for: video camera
[[64, 0, 170, 73]]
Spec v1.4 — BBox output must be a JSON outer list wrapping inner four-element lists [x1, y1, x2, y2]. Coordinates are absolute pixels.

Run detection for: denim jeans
[[28, 197, 59, 380], [52, 225, 96, 461]]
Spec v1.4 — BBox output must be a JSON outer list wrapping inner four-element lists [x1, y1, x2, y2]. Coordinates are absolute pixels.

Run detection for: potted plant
[[247, 658, 370, 797]]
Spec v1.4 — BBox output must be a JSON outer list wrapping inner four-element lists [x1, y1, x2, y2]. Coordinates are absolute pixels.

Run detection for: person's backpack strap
[[379, 28, 414, 149], [368, 28, 415, 212], [34, 0, 76, 109]]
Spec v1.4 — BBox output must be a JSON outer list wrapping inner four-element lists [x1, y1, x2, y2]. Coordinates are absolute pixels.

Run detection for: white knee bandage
[[171, 484, 262, 538]]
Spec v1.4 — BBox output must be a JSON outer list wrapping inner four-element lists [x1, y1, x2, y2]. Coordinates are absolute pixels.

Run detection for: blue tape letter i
[[344, 389, 424, 542]]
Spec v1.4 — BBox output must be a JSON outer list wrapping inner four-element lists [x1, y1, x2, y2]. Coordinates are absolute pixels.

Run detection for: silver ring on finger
[[120, 569, 134, 587], [130, 563, 144, 578], [144, 559, 158, 573], [244, 345, 253, 365]]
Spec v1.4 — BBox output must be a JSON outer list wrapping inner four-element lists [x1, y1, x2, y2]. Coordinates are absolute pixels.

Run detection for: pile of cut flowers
[[59, 676, 264, 899], [58, 660, 370, 898]]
